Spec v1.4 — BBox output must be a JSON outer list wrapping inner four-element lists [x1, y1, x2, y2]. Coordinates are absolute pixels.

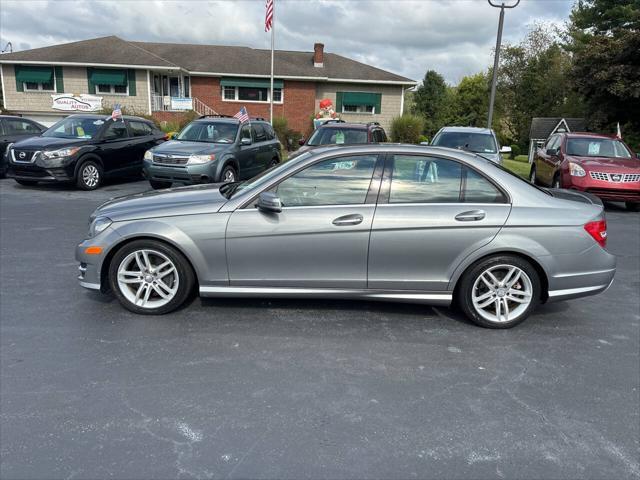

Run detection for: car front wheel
[[457, 255, 541, 328], [220, 164, 237, 183], [77, 160, 102, 190], [108, 240, 195, 315]]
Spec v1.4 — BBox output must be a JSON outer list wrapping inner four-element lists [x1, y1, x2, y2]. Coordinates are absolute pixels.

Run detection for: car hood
[[150, 140, 232, 156], [567, 155, 640, 171], [92, 183, 229, 222], [11, 136, 89, 149]]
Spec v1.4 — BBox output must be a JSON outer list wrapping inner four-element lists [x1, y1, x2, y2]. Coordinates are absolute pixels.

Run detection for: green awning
[[15, 66, 53, 84], [342, 92, 380, 106], [90, 69, 127, 86], [221, 77, 283, 89]]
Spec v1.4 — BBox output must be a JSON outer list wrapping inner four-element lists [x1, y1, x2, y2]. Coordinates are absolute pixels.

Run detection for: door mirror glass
[[419, 141, 429, 146], [241, 137, 252, 146], [298, 138, 306, 146], [546, 148, 558, 156], [257, 191, 282, 213]]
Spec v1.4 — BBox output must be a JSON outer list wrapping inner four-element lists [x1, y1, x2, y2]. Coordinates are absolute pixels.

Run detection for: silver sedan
[[76, 145, 616, 328]]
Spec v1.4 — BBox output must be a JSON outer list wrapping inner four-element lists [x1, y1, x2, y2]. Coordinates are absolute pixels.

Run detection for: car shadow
[[7, 175, 147, 192]]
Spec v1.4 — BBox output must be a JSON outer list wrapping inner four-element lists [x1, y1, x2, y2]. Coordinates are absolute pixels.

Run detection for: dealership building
[[0, 36, 415, 133]]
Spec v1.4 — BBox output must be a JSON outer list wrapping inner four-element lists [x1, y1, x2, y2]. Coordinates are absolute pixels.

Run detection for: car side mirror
[[257, 191, 282, 213], [298, 138, 306, 146], [500, 146, 512, 154], [637, 152, 640, 159], [546, 148, 558, 156], [240, 137, 252, 146]]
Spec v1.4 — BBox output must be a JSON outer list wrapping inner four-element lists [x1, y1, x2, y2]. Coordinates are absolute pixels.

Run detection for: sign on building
[[51, 94, 103, 112], [170, 97, 193, 111]]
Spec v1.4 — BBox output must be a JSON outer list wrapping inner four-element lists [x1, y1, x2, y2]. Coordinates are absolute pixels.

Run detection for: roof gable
[[529, 117, 586, 140]]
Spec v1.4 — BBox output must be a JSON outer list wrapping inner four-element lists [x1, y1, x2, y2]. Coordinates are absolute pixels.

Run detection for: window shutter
[[87, 68, 95, 94], [335, 92, 343, 112], [15, 66, 23, 92], [55, 67, 64, 93], [127, 69, 137, 96], [374, 93, 382, 114]]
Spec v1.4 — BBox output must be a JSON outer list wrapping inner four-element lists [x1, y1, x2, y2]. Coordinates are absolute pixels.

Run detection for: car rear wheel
[[77, 160, 102, 190], [269, 157, 279, 168], [457, 255, 541, 328], [552, 174, 561, 189], [15, 179, 38, 187], [626, 202, 640, 212], [108, 240, 195, 315], [529, 165, 537, 185], [220, 164, 237, 183], [149, 180, 172, 190]]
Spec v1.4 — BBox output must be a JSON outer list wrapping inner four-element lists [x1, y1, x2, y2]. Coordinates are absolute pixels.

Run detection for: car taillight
[[584, 220, 607, 248]]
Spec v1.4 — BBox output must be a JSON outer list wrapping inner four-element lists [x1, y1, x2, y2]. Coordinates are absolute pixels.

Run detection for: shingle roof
[[529, 117, 586, 140], [0, 36, 415, 84]]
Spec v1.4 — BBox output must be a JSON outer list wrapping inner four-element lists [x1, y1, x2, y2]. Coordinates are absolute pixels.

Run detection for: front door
[[98, 121, 132, 174], [368, 154, 511, 291], [225, 154, 382, 288]]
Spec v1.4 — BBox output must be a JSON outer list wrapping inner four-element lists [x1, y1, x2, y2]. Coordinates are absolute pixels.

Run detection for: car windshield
[[177, 122, 238, 143], [307, 128, 368, 146], [42, 117, 105, 139], [220, 152, 313, 199], [566, 137, 632, 158], [432, 132, 497, 154]]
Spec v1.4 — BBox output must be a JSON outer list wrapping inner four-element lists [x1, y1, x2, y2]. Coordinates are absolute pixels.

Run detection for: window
[[16, 66, 58, 92], [565, 137, 632, 159], [343, 104, 374, 114], [264, 123, 276, 140], [275, 155, 377, 207], [372, 129, 386, 142], [251, 124, 266, 142], [307, 127, 368, 146], [4, 119, 42, 135], [128, 121, 153, 137], [389, 155, 462, 203], [464, 168, 507, 203], [240, 125, 252, 142], [25, 79, 55, 92], [221, 86, 283, 103], [96, 83, 128, 95], [337, 92, 381, 115], [176, 122, 238, 144], [546, 135, 561, 151], [43, 117, 104, 139], [431, 131, 497, 154], [103, 122, 129, 140]]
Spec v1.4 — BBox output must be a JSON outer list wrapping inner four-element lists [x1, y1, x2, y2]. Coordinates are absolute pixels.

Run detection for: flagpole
[[269, 0, 275, 123]]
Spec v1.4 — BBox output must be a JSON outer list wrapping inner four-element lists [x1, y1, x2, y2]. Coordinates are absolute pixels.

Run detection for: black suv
[[143, 116, 281, 189], [7, 114, 165, 190], [292, 120, 387, 159], [0, 115, 47, 178]]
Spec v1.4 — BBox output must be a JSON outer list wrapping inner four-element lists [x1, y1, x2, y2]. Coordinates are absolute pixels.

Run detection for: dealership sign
[[170, 97, 193, 111], [51, 94, 103, 112]]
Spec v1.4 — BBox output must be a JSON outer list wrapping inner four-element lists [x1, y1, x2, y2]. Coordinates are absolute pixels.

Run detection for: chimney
[[313, 43, 324, 68]]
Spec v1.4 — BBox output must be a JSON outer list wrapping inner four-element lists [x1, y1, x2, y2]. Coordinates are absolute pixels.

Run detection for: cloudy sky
[[0, 0, 574, 84]]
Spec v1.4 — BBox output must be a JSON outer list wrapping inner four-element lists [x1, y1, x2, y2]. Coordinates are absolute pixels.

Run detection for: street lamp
[[487, 0, 520, 129]]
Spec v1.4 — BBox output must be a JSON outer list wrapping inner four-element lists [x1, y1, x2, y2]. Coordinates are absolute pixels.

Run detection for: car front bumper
[[564, 173, 640, 203], [8, 162, 74, 182], [76, 227, 122, 292], [143, 160, 218, 184]]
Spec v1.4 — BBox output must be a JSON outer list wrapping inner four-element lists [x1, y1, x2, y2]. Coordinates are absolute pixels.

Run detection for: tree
[[567, 0, 640, 149], [448, 73, 491, 128], [411, 70, 449, 137]]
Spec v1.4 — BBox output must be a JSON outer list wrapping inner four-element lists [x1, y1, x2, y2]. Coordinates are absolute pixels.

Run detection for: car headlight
[[88, 216, 112, 237], [188, 154, 215, 165], [569, 162, 586, 177], [144, 150, 153, 161], [42, 147, 81, 159]]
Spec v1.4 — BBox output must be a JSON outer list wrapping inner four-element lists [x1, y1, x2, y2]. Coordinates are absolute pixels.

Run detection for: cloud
[[0, 0, 574, 84]]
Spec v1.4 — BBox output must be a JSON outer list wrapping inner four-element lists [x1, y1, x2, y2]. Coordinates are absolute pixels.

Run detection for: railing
[[193, 97, 219, 116], [151, 94, 219, 117]]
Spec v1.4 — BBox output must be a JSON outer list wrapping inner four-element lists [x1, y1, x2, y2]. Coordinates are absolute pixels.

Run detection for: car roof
[[564, 132, 618, 140], [438, 126, 494, 134], [307, 143, 479, 160], [318, 122, 380, 130], [61, 113, 152, 122]]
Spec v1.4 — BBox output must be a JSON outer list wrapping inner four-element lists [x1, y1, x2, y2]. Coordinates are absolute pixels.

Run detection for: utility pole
[[487, 0, 519, 129]]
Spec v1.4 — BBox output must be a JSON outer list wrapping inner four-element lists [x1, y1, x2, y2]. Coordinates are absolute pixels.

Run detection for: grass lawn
[[502, 155, 531, 179]]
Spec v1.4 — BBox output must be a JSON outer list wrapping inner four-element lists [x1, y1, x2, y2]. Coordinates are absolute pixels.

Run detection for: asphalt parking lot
[[0, 177, 638, 480]]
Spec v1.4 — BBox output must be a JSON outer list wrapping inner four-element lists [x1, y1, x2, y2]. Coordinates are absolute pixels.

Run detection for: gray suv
[[143, 116, 281, 189], [430, 126, 510, 164]]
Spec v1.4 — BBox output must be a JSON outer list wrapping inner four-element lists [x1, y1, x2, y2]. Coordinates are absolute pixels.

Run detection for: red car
[[530, 132, 640, 211]]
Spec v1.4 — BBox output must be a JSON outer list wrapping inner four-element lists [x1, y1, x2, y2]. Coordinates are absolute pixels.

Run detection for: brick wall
[[1, 65, 150, 115], [190, 77, 317, 136]]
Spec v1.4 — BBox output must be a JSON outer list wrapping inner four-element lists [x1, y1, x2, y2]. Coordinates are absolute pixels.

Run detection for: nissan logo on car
[[18, 151, 26, 159], [610, 174, 622, 182]]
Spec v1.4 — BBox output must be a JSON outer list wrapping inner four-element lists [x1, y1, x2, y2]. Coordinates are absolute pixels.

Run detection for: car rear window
[[432, 132, 497, 154], [307, 128, 368, 146]]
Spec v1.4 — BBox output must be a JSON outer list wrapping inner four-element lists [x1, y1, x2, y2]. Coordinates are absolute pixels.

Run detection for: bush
[[272, 116, 288, 144], [417, 134, 429, 144], [509, 144, 521, 159], [390, 114, 425, 143]]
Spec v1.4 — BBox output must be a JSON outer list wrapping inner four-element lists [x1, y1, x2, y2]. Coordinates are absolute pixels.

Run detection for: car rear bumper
[[143, 160, 217, 184]]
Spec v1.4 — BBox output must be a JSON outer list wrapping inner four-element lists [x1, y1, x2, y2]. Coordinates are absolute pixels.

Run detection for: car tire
[[269, 157, 279, 168], [626, 202, 640, 212], [457, 255, 541, 329], [149, 180, 172, 190], [76, 160, 102, 190], [220, 164, 237, 183], [108, 239, 195, 315], [529, 165, 537, 185], [14, 179, 38, 187], [552, 174, 561, 189]]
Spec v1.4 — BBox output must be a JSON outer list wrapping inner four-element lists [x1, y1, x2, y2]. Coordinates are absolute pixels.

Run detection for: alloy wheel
[[82, 165, 100, 188], [471, 264, 533, 323], [116, 249, 179, 309], [223, 168, 236, 183]]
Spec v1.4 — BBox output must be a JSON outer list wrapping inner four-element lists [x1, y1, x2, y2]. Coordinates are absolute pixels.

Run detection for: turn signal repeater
[[584, 220, 607, 249], [84, 246, 104, 255]]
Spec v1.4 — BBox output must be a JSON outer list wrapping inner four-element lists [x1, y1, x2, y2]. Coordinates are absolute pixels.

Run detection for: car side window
[[263, 124, 275, 140], [275, 155, 377, 207], [240, 125, 251, 143], [128, 121, 153, 137], [251, 124, 266, 142], [103, 121, 129, 140], [4, 119, 41, 135], [546, 135, 560, 151], [464, 168, 508, 203], [389, 155, 462, 203]]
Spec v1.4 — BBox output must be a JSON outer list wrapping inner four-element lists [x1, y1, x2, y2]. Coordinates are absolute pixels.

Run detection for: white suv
[[430, 126, 510, 164]]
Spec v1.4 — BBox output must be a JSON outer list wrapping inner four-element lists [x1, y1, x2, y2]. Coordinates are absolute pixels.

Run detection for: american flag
[[234, 106, 249, 123], [111, 104, 122, 121], [265, 0, 274, 32]]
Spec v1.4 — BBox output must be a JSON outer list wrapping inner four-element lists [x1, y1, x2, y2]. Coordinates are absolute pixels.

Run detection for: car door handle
[[332, 214, 363, 226], [455, 210, 486, 221]]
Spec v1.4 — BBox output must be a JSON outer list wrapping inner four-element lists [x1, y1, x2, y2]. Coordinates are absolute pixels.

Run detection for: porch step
[[193, 97, 219, 117]]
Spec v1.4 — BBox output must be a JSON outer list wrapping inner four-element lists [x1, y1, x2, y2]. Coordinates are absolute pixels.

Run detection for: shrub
[[272, 116, 288, 144], [390, 114, 425, 143], [510, 144, 521, 159], [417, 134, 429, 144]]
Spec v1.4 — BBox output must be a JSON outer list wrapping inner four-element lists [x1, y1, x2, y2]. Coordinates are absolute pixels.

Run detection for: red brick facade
[[167, 77, 317, 135]]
